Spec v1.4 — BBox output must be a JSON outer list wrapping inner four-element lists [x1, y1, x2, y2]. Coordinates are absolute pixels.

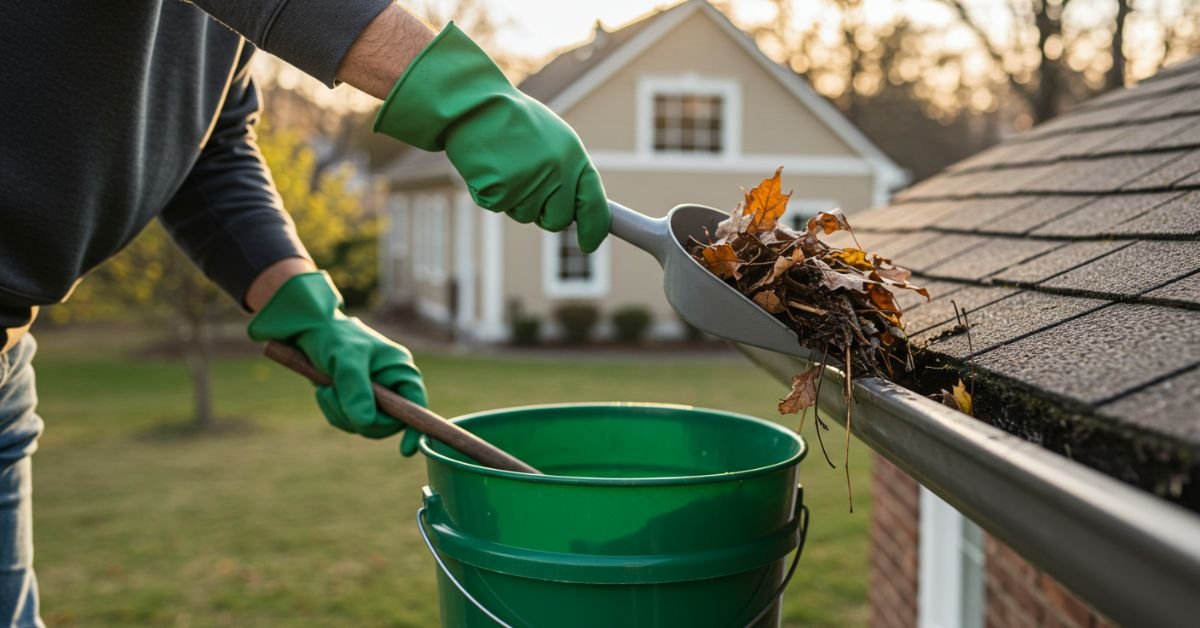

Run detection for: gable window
[[543, 225, 610, 299], [638, 75, 741, 159], [654, 94, 724, 153]]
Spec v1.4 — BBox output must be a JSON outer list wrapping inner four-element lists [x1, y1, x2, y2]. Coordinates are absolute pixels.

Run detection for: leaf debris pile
[[688, 168, 930, 510], [688, 167, 927, 416]]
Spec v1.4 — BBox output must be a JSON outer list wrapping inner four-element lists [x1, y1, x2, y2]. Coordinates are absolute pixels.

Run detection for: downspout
[[737, 344, 1200, 628]]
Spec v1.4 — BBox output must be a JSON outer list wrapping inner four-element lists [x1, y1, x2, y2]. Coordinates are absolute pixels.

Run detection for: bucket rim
[[419, 402, 807, 486]]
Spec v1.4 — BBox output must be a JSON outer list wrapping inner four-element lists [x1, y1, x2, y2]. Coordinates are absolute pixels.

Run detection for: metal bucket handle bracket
[[416, 486, 811, 628]]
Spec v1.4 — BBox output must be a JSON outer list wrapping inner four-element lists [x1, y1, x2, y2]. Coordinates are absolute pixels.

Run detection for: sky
[[485, 0, 781, 58]]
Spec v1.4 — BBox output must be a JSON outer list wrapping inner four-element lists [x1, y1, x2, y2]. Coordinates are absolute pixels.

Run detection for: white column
[[479, 209, 506, 342], [454, 192, 477, 340]]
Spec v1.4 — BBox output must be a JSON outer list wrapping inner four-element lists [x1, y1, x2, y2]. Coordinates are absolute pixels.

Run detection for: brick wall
[[984, 540, 1115, 628], [869, 454, 919, 628], [868, 453, 1114, 628]]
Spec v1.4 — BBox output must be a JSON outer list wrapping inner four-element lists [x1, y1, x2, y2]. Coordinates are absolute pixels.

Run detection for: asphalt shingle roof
[[849, 56, 1200, 507]]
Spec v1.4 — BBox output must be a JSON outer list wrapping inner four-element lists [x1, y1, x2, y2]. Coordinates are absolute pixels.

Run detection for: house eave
[[737, 343, 1200, 628]]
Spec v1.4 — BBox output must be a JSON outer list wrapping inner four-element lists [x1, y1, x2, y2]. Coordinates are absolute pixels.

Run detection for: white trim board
[[919, 487, 986, 628], [590, 151, 875, 176]]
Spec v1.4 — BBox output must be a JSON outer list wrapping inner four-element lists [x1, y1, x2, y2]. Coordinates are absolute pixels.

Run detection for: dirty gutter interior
[[737, 344, 1200, 628]]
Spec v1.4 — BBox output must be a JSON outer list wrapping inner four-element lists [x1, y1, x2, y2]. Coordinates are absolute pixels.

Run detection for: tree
[[61, 125, 375, 429]]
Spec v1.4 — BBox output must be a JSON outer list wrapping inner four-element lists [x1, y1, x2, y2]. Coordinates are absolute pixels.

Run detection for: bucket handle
[[416, 487, 811, 628]]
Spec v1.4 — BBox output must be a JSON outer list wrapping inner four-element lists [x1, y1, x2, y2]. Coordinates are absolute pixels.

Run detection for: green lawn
[[29, 327, 870, 627]]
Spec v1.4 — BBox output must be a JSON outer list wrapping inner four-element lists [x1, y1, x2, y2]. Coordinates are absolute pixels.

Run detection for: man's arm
[[190, 1, 433, 94], [159, 45, 313, 309]]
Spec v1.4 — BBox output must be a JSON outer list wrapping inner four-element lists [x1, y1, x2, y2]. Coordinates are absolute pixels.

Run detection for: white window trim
[[542, 230, 611, 299], [636, 74, 742, 161], [919, 487, 986, 628]]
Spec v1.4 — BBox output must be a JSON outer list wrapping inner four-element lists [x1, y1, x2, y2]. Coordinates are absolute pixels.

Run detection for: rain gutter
[[737, 344, 1200, 628]]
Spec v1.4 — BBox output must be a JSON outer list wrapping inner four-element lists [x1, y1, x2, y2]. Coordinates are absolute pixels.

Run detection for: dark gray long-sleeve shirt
[[0, 0, 391, 342]]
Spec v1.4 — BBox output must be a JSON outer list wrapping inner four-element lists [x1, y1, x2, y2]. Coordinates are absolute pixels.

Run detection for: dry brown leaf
[[714, 204, 752, 241], [743, 166, 791, 233], [866, 282, 900, 313], [829, 248, 874, 271], [750, 249, 803, 290], [807, 208, 852, 236], [778, 366, 822, 415], [813, 259, 869, 293], [874, 265, 912, 284], [753, 290, 786, 313], [701, 243, 742, 279]]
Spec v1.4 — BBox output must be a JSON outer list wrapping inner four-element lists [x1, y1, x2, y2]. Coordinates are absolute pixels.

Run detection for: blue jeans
[[0, 335, 44, 627]]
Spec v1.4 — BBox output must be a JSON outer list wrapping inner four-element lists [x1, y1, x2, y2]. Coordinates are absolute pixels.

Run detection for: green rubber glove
[[374, 23, 610, 253], [248, 272, 428, 455]]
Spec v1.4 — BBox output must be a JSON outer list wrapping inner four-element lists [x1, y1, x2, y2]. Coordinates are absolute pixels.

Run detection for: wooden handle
[[263, 341, 542, 475]]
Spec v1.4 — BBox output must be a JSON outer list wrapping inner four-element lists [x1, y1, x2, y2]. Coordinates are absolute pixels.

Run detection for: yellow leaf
[[829, 248, 874, 271], [742, 166, 791, 233], [700, 243, 742, 279], [952, 379, 973, 416]]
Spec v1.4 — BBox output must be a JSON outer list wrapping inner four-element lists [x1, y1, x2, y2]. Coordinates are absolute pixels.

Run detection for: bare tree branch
[[939, 0, 1036, 110]]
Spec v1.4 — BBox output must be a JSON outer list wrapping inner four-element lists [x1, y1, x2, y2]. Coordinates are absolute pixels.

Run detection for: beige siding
[[566, 11, 858, 157]]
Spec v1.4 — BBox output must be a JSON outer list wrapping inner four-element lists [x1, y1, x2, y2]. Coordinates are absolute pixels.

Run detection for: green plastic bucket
[[417, 403, 808, 628]]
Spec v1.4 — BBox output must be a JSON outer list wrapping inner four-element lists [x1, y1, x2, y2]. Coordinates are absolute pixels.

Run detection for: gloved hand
[[248, 272, 428, 455], [374, 22, 610, 253]]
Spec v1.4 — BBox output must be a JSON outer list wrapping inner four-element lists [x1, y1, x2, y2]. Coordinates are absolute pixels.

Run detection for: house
[[792, 57, 1200, 628], [378, 0, 906, 342]]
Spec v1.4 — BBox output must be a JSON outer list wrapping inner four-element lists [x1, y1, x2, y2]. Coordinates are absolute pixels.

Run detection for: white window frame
[[380, 193, 410, 300], [637, 74, 742, 161], [413, 194, 448, 286], [919, 488, 986, 628], [542, 229, 610, 299]]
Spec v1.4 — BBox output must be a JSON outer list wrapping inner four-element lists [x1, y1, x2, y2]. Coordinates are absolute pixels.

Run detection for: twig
[[786, 301, 830, 316], [844, 342, 855, 513]]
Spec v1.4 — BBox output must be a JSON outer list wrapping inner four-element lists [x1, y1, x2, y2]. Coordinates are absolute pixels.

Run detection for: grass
[[29, 326, 871, 627]]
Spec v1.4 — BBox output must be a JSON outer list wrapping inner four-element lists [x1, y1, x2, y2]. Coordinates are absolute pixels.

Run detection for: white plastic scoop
[[608, 200, 820, 362]]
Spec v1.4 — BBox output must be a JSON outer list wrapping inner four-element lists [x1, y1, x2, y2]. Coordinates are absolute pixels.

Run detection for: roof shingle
[[873, 56, 1200, 504]]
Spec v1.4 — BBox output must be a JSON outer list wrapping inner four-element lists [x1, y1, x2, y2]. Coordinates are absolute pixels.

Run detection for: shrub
[[612, 307, 653, 344], [510, 316, 541, 346], [553, 303, 600, 345]]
